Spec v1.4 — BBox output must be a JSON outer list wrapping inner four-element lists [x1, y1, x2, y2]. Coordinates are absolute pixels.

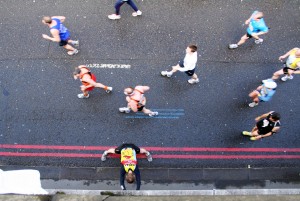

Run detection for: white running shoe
[[77, 93, 89, 99], [119, 107, 130, 113], [132, 10, 142, 17], [229, 44, 238, 49], [149, 111, 158, 117], [281, 75, 293, 82], [67, 49, 79, 56], [105, 87, 113, 93], [161, 71, 172, 77], [72, 40, 79, 47], [108, 14, 121, 20], [188, 78, 199, 84], [249, 102, 258, 107], [255, 38, 263, 44]]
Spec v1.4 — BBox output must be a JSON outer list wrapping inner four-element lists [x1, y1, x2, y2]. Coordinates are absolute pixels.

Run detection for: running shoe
[[77, 93, 89, 99], [67, 49, 79, 56], [228, 44, 238, 49], [281, 75, 293, 82], [161, 71, 172, 77], [149, 111, 158, 117], [248, 102, 258, 107], [73, 40, 79, 47], [250, 137, 258, 141], [119, 107, 130, 113], [105, 87, 113, 93], [188, 78, 199, 84], [254, 38, 263, 44], [242, 131, 252, 136], [132, 10, 142, 17], [108, 14, 121, 20]]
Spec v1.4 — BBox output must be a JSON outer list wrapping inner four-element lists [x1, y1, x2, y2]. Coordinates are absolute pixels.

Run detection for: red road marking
[[1, 144, 300, 152], [0, 152, 300, 159]]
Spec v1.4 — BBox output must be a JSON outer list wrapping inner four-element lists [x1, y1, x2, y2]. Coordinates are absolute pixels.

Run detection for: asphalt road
[[0, 0, 300, 170]]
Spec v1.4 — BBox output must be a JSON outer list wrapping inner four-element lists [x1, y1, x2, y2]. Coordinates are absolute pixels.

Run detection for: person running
[[229, 11, 269, 49], [161, 45, 199, 84], [101, 143, 152, 190], [119, 86, 158, 117], [268, 48, 300, 82], [242, 111, 281, 141], [73, 65, 112, 99], [108, 0, 142, 20], [42, 16, 79, 55], [248, 79, 277, 107]]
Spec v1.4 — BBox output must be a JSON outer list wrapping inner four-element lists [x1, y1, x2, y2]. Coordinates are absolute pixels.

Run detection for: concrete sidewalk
[[1, 195, 300, 201]]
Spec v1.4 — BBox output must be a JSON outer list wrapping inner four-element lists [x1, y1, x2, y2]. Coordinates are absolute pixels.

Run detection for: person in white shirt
[[161, 45, 199, 84]]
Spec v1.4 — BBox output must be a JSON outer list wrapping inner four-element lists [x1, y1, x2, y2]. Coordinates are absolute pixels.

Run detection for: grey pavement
[[1, 195, 300, 201]]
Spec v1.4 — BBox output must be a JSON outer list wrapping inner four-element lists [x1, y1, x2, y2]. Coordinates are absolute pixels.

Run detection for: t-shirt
[[256, 113, 281, 135], [178, 51, 198, 72], [247, 11, 269, 35]]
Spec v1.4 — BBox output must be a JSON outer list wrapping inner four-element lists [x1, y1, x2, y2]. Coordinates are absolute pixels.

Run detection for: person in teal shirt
[[229, 11, 269, 49]]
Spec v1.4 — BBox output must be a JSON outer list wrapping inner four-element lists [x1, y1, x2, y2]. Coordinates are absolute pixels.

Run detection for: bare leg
[[63, 44, 75, 51], [237, 34, 250, 46]]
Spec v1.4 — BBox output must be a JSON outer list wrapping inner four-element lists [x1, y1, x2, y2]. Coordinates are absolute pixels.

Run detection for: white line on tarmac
[[86, 64, 131, 69]]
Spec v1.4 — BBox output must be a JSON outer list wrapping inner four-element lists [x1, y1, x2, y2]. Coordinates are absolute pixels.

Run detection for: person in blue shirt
[[229, 11, 269, 49], [42, 16, 79, 55], [248, 79, 277, 107]]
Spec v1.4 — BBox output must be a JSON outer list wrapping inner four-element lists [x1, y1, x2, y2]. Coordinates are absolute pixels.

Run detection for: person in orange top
[[73, 65, 112, 98], [119, 86, 158, 117]]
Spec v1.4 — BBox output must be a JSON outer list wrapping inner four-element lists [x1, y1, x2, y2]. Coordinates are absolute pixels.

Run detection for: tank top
[[286, 49, 300, 69], [120, 148, 137, 172], [50, 18, 70, 41]]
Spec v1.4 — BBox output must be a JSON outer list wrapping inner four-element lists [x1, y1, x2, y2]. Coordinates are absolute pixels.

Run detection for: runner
[[108, 0, 142, 20], [268, 48, 300, 82], [248, 79, 277, 107], [161, 45, 199, 84], [101, 143, 152, 190], [73, 65, 112, 99], [42, 16, 79, 55], [119, 86, 158, 117], [229, 11, 269, 49], [242, 111, 281, 141]]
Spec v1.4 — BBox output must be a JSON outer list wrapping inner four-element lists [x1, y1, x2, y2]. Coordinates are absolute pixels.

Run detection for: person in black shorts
[[101, 143, 152, 190], [242, 111, 281, 141], [161, 45, 199, 84]]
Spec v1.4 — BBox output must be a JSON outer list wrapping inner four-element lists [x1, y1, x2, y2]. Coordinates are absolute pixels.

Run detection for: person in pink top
[[119, 86, 158, 117]]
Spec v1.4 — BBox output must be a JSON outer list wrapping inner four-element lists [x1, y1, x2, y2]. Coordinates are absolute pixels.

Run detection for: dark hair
[[270, 112, 281, 121], [188, 45, 197, 52]]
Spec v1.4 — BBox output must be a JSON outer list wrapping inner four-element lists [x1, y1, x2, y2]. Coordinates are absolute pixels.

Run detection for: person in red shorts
[[73, 65, 113, 98]]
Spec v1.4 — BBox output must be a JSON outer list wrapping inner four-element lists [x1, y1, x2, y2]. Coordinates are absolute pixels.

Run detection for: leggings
[[115, 0, 138, 15]]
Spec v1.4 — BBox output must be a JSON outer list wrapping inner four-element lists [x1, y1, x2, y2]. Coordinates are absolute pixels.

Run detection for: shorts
[[59, 38, 69, 46], [246, 32, 252, 38], [178, 60, 196, 76], [115, 143, 140, 154], [283, 66, 298, 74], [137, 105, 145, 111], [85, 86, 94, 91]]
